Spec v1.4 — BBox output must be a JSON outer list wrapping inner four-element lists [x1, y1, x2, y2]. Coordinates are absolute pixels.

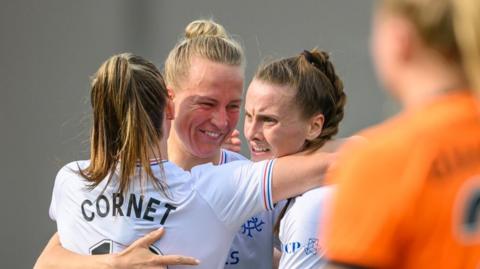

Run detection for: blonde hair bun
[[185, 19, 228, 39]]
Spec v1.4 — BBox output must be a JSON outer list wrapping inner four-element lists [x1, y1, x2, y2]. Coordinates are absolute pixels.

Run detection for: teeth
[[252, 145, 269, 152], [204, 130, 221, 138]]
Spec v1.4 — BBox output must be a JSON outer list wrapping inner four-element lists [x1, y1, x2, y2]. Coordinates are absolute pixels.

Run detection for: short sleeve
[[49, 161, 87, 221], [192, 159, 275, 230], [49, 165, 71, 221]]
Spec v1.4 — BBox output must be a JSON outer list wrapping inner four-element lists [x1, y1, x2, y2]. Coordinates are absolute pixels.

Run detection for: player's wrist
[[102, 253, 120, 269]]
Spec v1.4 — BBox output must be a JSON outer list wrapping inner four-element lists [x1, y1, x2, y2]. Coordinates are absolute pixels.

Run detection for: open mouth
[[251, 144, 270, 153], [199, 129, 223, 139]]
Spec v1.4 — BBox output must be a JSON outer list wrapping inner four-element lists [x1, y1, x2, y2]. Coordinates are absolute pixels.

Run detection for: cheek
[[175, 110, 204, 137], [269, 127, 307, 156], [227, 111, 240, 127], [243, 120, 251, 137]]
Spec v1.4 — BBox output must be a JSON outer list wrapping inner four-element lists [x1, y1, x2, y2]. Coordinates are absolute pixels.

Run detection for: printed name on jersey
[[282, 237, 323, 256], [429, 142, 480, 179], [81, 193, 176, 224], [224, 250, 240, 265], [241, 216, 265, 238]]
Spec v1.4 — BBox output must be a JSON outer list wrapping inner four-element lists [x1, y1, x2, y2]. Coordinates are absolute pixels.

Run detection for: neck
[[149, 137, 169, 161], [167, 129, 221, 171], [395, 56, 468, 108]]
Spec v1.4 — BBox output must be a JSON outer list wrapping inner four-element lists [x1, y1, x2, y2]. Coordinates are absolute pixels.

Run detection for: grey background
[[0, 0, 397, 268]]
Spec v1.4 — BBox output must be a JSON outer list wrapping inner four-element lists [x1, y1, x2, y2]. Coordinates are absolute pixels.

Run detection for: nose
[[211, 108, 228, 130], [244, 118, 261, 142]]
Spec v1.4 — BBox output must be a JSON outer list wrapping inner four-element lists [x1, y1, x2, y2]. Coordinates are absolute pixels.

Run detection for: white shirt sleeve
[[49, 165, 70, 221], [49, 161, 87, 221], [192, 159, 275, 230]]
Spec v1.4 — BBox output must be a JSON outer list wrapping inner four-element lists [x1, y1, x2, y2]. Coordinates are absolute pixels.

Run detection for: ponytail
[[452, 0, 480, 94], [82, 53, 169, 195]]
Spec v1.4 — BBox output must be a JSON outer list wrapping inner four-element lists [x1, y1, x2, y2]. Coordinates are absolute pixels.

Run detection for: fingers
[[229, 137, 241, 146], [130, 227, 165, 248], [155, 255, 200, 266], [222, 129, 242, 153], [230, 129, 240, 138]]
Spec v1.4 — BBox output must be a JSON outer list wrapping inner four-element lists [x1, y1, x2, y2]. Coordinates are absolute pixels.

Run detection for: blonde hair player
[[164, 19, 276, 269], [323, 0, 480, 268]]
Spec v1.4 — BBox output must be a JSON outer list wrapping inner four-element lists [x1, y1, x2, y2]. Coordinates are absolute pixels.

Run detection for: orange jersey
[[324, 91, 480, 268]]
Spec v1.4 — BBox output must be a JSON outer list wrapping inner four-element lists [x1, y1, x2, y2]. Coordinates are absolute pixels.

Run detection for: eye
[[227, 103, 241, 111], [261, 116, 277, 124], [199, 102, 214, 108]]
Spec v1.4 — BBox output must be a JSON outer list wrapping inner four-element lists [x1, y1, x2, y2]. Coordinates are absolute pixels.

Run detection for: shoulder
[[299, 186, 334, 202], [57, 160, 90, 179], [191, 160, 254, 183], [221, 149, 248, 163], [339, 112, 424, 165], [52, 160, 90, 199], [290, 187, 333, 218]]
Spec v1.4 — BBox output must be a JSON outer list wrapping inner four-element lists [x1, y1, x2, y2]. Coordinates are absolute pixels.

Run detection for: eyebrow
[[249, 110, 279, 119], [192, 96, 243, 103]]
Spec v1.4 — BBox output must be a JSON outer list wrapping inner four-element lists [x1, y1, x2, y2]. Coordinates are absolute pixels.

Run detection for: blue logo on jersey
[[304, 238, 319, 255], [283, 241, 301, 254], [241, 217, 265, 238]]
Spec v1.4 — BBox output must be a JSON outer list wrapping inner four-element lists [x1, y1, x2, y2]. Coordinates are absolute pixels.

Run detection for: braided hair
[[255, 48, 346, 234]]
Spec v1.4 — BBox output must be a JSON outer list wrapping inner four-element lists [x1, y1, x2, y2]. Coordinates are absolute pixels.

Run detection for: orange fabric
[[323, 92, 480, 268]]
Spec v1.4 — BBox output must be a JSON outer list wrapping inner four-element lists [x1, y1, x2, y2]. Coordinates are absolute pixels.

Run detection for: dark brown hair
[[255, 48, 346, 151], [256, 49, 347, 235]]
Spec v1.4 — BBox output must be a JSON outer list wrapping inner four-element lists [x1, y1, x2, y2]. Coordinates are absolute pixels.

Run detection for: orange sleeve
[[323, 142, 412, 268]]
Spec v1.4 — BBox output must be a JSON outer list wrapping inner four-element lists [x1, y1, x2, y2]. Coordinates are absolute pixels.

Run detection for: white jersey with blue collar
[[278, 186, 333, 269], [219, 150, 275, 269], [50, 159, 275, 269]]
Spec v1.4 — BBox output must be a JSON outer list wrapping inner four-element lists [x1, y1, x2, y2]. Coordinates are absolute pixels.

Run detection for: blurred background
[[0, 0, 397, 267]]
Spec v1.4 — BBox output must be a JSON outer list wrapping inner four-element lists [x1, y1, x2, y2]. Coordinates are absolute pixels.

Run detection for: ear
[[167, 87, 176, 100], [305, 113, 325, 141], [390, 15, 417, 64], [166, 97, 175, 120]]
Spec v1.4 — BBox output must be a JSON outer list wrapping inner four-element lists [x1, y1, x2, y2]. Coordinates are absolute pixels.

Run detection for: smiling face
[[172, 56, 244, 158], [244, 79, 311, 161]]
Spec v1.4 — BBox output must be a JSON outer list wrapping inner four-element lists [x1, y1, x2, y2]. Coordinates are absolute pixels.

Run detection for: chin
[[250, 153, 272, 162], [192, 146, 221, 159]]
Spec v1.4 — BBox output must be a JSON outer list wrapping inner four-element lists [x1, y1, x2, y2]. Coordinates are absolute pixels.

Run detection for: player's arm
[[270, 152, 328, 202], [271, 137, 351, 203], [34, 229, 199, 269], [34, 233, 112, 269]]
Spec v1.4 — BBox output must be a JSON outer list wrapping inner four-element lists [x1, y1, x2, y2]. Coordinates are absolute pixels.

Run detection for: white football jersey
[[50, 159, 275, 269], [277, 186, 333, 269], [219, 149, 245, 164], [220, 150, 275, 269]]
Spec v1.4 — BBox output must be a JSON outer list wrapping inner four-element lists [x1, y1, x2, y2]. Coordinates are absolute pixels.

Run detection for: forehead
[[181, 56, 244, 97], [245, 79, 296, 114]]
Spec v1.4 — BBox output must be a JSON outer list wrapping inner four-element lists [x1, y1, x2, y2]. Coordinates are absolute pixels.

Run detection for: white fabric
[[220, 150, 275, 269], [277, 186, 333, 269], [50, 159, 274, 269]]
